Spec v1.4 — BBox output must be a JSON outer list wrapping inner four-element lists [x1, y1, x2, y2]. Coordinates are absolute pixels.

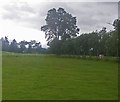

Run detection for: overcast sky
[[0, 0, 118, 48]]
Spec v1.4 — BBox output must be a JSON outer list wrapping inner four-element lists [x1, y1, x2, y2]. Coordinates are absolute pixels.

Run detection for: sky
[[0, 0, 118, 48]]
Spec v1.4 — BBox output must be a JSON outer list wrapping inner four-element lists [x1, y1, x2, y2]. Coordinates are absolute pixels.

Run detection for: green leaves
[[113, 19, 120, 30], [41, 8, 79, 45]]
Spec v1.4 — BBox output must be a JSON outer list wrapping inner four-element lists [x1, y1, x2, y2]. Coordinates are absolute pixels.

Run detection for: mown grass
[[2, 53, 118, 100], [0, 51, 2, 101]]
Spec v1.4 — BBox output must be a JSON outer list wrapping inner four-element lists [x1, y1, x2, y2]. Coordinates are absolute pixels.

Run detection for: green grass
[[0, 51, 2, 101], [2, 53, 118, 100]]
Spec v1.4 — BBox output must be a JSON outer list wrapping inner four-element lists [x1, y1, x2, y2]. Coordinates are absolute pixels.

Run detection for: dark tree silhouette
[[1, 36, 9, 51], [9, 39, 18, 52], [19, 40, 27, 53], [113, 19, 120, 30], [41, 8, 79, 45]]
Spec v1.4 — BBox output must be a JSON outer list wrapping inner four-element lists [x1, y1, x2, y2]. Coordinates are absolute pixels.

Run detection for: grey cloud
[[2, 2, 41, 29], [3, 2, 36, 19], [74, 2, 118, 32], [2, 2, 118, 33]]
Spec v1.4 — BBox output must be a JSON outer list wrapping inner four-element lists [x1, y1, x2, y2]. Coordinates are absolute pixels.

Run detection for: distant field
[[2, 53, 118, 100]]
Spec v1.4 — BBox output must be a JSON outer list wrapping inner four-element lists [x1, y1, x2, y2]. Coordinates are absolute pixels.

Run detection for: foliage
[[41, 8, 79, 45], [48, 28, 118, 56], [9, 39, 18, 52], [113, 18, 120, 30], [0, 37, 47, 54], [0, 16, 119, 57], [41, 8, 118, 57], [1, 36, 9, 51]]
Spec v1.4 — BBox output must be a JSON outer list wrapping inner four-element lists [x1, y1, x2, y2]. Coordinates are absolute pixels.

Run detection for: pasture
[[2, 53, 118, 100]]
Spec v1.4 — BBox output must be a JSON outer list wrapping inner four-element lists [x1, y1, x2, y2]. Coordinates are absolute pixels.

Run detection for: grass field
[[0, 51, 2, 101], [2, 53, 118, 100]]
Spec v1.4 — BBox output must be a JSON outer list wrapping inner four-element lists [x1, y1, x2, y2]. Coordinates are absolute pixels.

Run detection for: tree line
[[48, 28, 118, 56], [41, 8, 119, 57], [0, 8, 119, 57], [0, 38, 47, 54]]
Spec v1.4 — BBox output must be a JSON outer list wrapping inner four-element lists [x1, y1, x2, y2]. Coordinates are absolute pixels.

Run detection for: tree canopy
[[47, 27, 118, 56], [113, 18, 120, 30], [0, 37, 47, 54], [41, 8, 79, 45]]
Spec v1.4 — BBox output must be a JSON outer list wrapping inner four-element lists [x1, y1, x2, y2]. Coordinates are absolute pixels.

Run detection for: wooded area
[[0, 8, 119, 57]]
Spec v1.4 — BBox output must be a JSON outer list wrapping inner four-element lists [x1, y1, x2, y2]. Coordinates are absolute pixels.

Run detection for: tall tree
[[113, 18, 120, 30], [41, 8, 79, 45], [19, 40, 27, 53], [113, 19, 119, 57], [1, 36, 9, 51], [34, 42, 41, 53], [9, 39, 18, 52]]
